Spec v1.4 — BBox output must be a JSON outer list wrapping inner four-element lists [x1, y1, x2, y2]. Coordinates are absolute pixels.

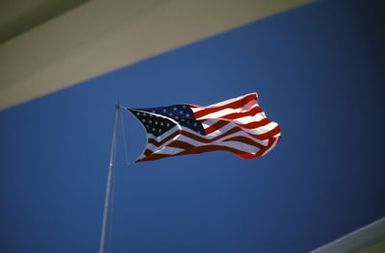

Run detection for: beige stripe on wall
[[357, 240, 385, 253], [0, 0, 313, 110]]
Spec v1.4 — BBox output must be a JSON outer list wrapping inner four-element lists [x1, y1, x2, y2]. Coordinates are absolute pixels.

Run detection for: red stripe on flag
[[147, 130, 182, 147], [222, 136, 265, 149], [202, 118, 271, 135], [193, 93, 257, 118], [219, 106, 263, 120], [137, 142, 270, 162], [204, 120, 229, 134], [147, 123, 279, 149]]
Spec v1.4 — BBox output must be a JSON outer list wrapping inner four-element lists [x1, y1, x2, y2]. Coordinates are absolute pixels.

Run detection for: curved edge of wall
[[311, 217, 385, 253], [0, 0, 313, 110]]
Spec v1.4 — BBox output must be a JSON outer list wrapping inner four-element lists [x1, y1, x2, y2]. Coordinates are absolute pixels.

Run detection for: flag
[[127, 93, 281, 162]]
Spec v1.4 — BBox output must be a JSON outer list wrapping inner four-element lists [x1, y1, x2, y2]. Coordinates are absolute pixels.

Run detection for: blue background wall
[[1, 0, 384, 252]]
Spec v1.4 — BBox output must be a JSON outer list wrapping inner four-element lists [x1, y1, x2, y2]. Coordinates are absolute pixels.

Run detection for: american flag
[[127, 93, 281, 162]]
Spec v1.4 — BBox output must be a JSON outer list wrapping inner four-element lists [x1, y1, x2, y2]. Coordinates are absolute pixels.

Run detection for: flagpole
[[99, 104, 120, 253]]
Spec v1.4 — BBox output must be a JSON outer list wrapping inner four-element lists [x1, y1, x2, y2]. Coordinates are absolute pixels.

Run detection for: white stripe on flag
[[195, 104, 260, 120]]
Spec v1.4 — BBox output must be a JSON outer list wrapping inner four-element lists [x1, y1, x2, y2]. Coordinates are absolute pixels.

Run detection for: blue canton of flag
[[130, 105, 204, 136]]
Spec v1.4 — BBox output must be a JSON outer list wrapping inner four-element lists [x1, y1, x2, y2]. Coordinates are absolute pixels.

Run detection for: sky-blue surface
[[1, 0, 384, 252]]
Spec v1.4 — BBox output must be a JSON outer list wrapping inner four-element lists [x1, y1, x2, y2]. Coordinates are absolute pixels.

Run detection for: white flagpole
[[99, 104, 120, 253]]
